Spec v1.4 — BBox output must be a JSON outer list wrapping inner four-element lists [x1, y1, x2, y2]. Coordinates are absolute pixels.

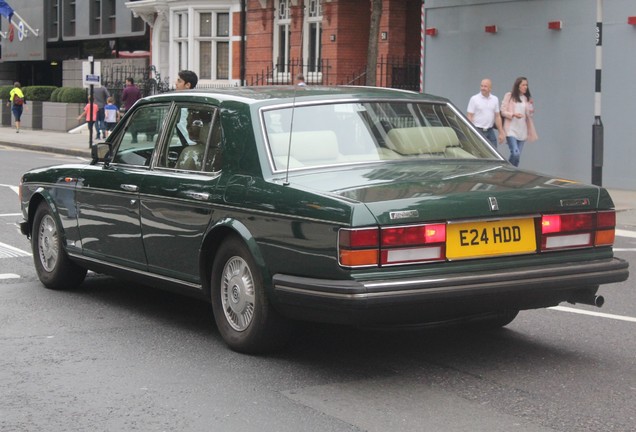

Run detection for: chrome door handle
[[120, 184, 139, 192], [184, 191, 210, 201]]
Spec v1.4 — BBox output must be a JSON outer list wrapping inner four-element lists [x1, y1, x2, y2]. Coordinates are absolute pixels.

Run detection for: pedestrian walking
[[121, 77, 142, 113], [103, 96, 120, 138], [92, 85, 110, 140], [467, 78, 504, 147], [77, 95, 99, 139], [7, 81, 27, 133], [501, 76, 538, 167]]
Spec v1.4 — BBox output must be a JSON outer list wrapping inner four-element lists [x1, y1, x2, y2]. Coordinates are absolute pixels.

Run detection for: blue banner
[[0, 0, 13, 21]]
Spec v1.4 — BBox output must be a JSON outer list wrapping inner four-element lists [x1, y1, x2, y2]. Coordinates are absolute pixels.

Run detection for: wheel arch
[[27, 191, 62, 239], [199, 218, 270, 299]]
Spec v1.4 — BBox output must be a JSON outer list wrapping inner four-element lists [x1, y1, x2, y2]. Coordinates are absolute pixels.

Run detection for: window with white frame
[[274, 0, 291, 75], [174, 11, 189, 73], [172, 9, 230, 82], [197, 11, 230, 80], [305, 0, 323, 77]]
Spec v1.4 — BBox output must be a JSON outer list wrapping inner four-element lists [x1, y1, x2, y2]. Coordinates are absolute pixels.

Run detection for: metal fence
[[343, 56, 420, 91], [101, 65, 171, 106], [247, 59, 331, 86], [103, 55, 419, 99]]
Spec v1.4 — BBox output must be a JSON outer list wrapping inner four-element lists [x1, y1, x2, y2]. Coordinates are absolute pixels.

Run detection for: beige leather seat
[[175, 122, 211, 171], [386, 126, 460, 155]]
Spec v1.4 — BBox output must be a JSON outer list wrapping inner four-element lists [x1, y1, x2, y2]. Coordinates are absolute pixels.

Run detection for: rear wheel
[[32, 202, 87, 290], [210, 237, 291, 354]]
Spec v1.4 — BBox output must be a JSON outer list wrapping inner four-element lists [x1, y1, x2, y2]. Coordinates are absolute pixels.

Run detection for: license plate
[[446, 218, 536, 260]]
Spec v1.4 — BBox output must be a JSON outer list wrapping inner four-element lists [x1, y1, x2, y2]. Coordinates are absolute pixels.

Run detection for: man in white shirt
[[175, 70, 199, 144], [467, 78, 504, 146]]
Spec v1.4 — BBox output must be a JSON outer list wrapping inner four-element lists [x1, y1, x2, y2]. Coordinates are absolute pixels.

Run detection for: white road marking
[[0, 242, 31, 258], [616, 229, 636, 238], [0, 273, 20, 280], [614, 248, 636, 252], [549, 306, 636, 323], [0, 213, 21, 217], [0, 183, 19, 194]]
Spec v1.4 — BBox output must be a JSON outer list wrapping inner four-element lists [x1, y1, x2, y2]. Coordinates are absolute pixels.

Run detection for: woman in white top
[[501, 77, 538, 167]]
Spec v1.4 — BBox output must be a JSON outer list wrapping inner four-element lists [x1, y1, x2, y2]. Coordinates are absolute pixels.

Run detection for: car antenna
[[283, 96, 296, 186]]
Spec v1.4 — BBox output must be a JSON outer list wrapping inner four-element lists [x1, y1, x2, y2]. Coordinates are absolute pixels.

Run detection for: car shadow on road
[[67, 274, 589, 372]]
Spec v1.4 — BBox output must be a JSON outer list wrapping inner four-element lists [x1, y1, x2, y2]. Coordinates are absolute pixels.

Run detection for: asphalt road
[[1, 147, 634, 432]]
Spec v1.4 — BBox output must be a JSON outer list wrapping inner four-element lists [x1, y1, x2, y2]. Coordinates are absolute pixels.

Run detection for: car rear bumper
[[272, 257, 629, 325]]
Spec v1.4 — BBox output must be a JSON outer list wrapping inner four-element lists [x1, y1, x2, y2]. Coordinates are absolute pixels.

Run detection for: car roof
[[142, 85, 450, 107]]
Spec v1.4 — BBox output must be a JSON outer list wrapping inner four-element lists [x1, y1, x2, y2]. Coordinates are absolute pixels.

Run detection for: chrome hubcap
[[38, 214, 58, 272], [221, 256, 255, 332]]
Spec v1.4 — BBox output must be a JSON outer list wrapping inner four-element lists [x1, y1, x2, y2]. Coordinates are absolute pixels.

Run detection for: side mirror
[[91, 142, 112, 165]]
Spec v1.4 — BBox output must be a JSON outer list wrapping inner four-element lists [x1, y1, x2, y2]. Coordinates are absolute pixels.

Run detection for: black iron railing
[[343, 56, 420, 91], [248, 59, 330, 86]]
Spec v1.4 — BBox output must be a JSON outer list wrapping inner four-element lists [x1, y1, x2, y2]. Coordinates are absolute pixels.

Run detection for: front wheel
[[32, 202, 87, 290], [210, 237, 291, 354]]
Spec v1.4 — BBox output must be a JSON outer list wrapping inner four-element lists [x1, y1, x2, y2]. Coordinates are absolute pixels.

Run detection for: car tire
[[210, 236, 291, 354], [32, 202, 87, 290]]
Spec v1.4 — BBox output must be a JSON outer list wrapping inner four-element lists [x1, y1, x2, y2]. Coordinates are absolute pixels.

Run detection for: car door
[[76, 103, 172, 270], [139, 104, 224, 285]]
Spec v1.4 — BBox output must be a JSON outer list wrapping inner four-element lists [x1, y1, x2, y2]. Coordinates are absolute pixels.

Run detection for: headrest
[[387, 127, 459, 155]]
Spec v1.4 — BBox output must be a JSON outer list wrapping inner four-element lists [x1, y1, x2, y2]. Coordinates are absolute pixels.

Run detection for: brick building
[[128, 0, 422, 89]]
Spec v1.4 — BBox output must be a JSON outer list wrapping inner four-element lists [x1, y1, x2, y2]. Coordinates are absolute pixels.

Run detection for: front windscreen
[[262, 101, 500, 171]]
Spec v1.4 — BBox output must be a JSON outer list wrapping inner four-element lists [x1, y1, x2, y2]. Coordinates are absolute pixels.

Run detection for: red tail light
[[339, 210, 616, 267], [595, 210, 616, 246], [339, 224, 446, 268], [339, 228, 379, 267], [540, 211, 616, 251]]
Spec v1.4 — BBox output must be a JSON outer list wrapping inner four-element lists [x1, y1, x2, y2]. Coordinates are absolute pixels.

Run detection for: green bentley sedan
[[18, 86, 629, 353]]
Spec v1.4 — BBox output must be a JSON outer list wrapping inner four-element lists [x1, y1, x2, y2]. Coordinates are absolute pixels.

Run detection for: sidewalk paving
[[0, 125, 634, 227]]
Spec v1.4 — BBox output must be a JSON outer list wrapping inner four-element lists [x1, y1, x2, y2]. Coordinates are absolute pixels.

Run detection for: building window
[[174, 11, 189, 73], [173, 9, 231, 82], [274, 0, 291, 75], [306, 0, 323, 76], [103, 0, 116, 34], [48, 0, 60, 40], [90, 0, 101, 35], [196, 11, 230, 80], [63, 0, 76, 37]]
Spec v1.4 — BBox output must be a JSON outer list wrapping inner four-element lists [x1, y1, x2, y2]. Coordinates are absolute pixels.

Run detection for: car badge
[[488, 197, 499, 211], [390, 210, 419, 220], [560, 198, 590, 207]]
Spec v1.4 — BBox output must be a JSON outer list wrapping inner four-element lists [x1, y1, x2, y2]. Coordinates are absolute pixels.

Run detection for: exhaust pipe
[[567, 291, 605, 308]]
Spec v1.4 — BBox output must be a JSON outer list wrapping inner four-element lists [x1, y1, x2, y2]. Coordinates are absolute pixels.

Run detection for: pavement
[[0, 125, 634, 228]]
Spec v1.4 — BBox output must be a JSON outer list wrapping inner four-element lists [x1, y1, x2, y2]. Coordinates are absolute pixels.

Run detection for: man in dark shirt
[[121, 77, 142, 112], [121, 77, 143, 143]]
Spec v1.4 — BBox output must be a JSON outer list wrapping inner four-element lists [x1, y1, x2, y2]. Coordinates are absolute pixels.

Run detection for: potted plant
[[0, 85, 13, 127], [21, 86, 57, 130], [42, 87, 87, 132]]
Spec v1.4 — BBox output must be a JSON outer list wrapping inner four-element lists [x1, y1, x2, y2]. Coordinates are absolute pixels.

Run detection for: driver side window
[[111, 104, 170, 166], [157, 105, 220, 172]]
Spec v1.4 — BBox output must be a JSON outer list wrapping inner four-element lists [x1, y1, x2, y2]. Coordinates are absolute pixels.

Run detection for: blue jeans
[[96, 108, 105, 137], [506, 136, 525, 167], [481, 127, 497, 147]]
